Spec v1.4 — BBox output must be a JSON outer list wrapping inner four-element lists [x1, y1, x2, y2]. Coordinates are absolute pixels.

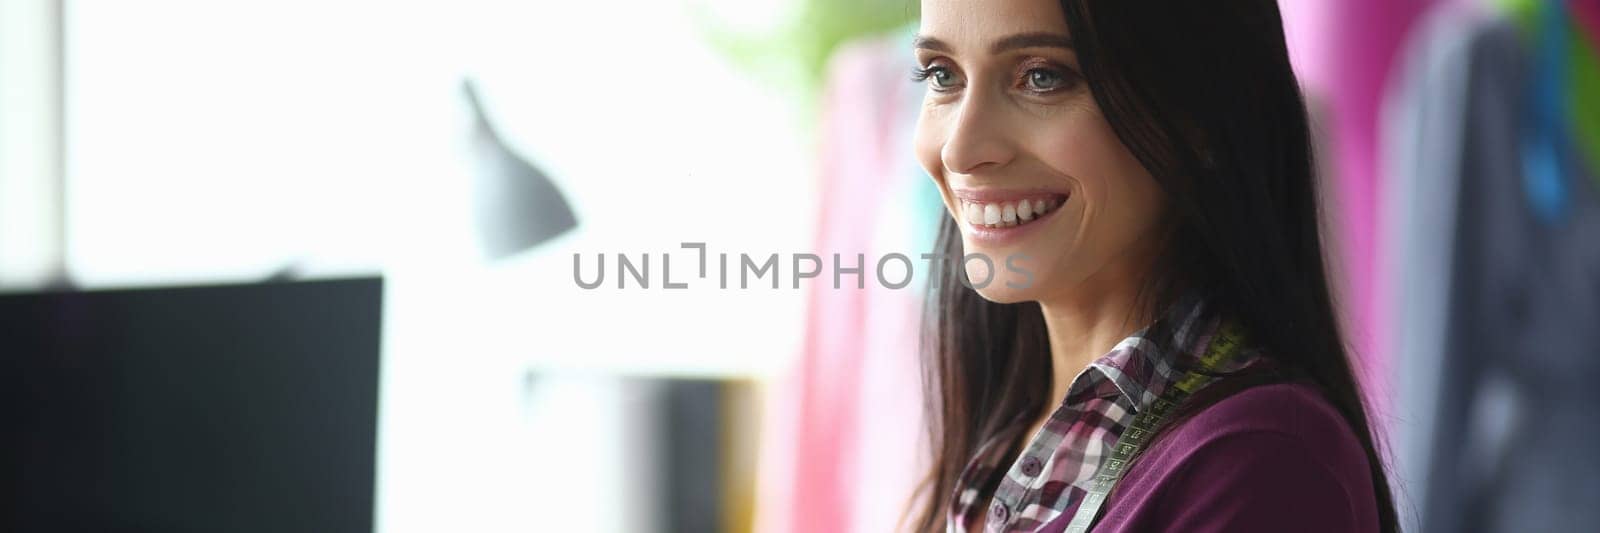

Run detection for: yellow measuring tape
[[1062, 321, 1246, 533]]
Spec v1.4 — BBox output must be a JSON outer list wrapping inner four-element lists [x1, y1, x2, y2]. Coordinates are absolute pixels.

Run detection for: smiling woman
[[906, 1, 1399, 532]]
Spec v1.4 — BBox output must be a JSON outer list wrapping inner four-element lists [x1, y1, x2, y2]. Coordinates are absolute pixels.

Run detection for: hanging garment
[[1377, 3, 1488, 531], [1574, 0, 1600, 187], [1423, 18, 1600, 533], [1313, 0, 1435, 407]]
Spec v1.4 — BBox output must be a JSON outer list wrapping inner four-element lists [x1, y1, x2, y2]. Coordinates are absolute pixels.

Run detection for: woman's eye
[[1023, 68, 1070, 92], [912, 65, 962, 90]]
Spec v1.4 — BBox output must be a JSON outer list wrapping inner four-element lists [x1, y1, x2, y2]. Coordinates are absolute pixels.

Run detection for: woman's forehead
[[917, 0, 1071, 44]]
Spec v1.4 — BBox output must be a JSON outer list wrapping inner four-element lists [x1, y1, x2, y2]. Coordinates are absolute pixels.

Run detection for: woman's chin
[[958, 243, 1048, 303], [964, 269, 1046, 303], [971, 286, 1035, 304]]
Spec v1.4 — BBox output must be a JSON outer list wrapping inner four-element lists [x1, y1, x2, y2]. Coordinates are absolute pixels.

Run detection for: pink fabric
[[1281, 0, 1437, 420], [755, 35, 930, 533]]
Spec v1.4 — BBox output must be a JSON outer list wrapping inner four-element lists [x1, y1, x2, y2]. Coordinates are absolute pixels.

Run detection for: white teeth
[[959, 196, 1064, 228]]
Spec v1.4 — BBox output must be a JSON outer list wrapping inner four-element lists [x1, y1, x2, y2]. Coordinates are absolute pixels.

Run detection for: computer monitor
[[1, 277, 383, 533]]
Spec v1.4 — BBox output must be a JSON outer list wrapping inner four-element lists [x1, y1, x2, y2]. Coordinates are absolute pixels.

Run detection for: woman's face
[[914, 0, 1168, 304]]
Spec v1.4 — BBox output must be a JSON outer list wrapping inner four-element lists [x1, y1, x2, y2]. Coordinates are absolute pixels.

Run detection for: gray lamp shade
[[462, 79, 578, 259]]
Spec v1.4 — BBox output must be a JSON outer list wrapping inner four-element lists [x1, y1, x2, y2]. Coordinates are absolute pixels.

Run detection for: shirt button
[[1020, 455, 1043, 477], [989, 502, 1009, 525]]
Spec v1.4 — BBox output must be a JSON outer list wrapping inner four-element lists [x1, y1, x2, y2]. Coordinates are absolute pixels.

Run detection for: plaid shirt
[[947, 304, 1257, 532]]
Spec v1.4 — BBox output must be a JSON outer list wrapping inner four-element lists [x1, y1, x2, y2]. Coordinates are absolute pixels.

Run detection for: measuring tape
[[1062, 321, 1246, 533]]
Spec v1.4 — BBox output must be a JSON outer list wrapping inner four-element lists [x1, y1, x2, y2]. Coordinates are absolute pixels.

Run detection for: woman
[[907, 0, 1399, 531]]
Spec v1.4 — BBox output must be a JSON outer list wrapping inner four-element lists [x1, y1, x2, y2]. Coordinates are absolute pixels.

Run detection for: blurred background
[[1, 0, 1595, 532]]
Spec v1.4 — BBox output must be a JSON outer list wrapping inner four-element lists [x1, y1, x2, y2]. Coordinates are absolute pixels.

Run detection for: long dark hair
[[907, 1, 1399, 531]]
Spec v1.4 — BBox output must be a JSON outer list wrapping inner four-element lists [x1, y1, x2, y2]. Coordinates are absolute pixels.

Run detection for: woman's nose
[[940, 94, 1017, 175]]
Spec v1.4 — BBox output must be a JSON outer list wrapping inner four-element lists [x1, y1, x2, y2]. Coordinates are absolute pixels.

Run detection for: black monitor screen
[[1, 277, 383, 533]]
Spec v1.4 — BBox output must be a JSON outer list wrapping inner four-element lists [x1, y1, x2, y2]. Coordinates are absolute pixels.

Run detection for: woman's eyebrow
[[912, 34, 951, 52], [991, 32, 1074, 53], [911, 32, 1074, 54]]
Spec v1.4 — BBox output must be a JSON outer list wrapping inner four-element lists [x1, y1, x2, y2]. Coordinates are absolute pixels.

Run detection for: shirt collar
[[1068, 296, 1224, 414]]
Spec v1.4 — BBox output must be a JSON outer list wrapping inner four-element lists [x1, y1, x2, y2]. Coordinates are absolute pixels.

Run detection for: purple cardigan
[[1041, 383, 1381, 532]]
